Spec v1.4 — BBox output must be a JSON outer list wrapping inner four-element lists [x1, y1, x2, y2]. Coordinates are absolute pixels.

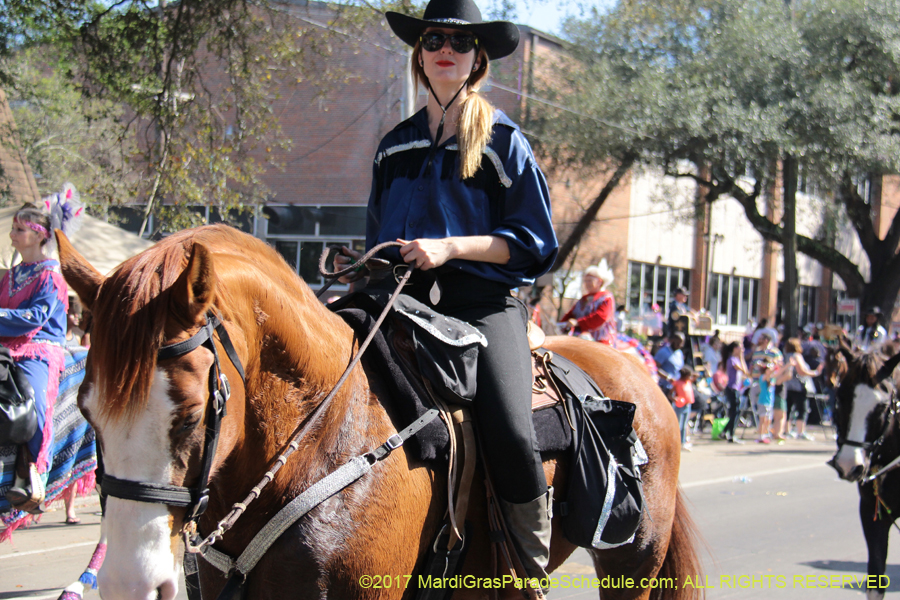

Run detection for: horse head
[[829, 340, 900, 483], [56, 228, 247, 599], [56, 226, 357, 600]]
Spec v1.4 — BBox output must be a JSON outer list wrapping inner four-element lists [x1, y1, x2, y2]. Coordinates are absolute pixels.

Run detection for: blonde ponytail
[[411, 45, 494, 180], [457, 48, 493, 179]]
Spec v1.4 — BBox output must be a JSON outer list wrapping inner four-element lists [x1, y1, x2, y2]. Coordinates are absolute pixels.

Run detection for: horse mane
[[842, 350, 882, 390], [89, 224, 348, 422], [89, 228, 195, 420]]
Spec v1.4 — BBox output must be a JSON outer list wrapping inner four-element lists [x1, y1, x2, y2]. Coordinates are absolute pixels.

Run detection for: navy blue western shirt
[[366, 107, 558, 287]]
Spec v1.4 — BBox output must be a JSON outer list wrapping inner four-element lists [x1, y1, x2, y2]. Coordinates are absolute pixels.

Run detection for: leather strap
[[448, 407, 476, 550]]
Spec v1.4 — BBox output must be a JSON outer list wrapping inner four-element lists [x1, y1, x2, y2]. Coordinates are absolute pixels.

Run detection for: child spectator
[[672, 366, 696, 451], [756, 362, 775, 444]]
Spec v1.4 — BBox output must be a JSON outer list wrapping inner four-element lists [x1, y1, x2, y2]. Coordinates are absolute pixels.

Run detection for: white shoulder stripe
[[483, 147, 513, 188], [448, 144, 512, 188], [376, 141, 513, 189], [375, 140, 432, 166]]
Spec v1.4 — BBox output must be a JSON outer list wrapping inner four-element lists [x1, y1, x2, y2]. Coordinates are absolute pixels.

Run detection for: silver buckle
[[385, 434, 403, 451], [393, 264, 410, 283], [218, 373, 231, 402]]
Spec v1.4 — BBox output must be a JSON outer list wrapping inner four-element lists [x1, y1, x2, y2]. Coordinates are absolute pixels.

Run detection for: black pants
[[723, 387, 740, 440], [786, 389, 809, 421], [373, 268, 546, 503]]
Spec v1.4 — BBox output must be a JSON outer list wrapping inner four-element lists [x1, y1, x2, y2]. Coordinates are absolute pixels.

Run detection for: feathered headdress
[[44, 183, 85, 242]]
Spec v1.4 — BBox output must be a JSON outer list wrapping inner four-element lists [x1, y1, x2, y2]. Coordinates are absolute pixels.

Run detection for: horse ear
[[838, 335, 854, 364], [55, 229, 104, 312], [170, 243, 216, 325], [874, 350, 900, 385]]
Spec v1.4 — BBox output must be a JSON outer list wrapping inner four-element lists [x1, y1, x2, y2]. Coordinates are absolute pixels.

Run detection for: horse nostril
[[848, 465, 864, 481], [156, 580, 177, 600]]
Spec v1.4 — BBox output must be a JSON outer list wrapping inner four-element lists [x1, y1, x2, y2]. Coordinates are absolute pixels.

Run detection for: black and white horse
[[829, 345, 900, 600]]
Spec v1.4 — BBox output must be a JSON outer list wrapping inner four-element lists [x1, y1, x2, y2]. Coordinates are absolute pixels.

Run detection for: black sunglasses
[[420, 32, 478, 54]]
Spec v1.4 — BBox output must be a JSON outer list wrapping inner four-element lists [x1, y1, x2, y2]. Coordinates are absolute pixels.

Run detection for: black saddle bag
[[0, 345, 37, 445], [330, 290, 487, 406], [536, 350, 647, 549]]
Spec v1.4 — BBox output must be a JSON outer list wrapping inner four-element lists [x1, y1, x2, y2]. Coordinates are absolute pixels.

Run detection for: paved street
[[552, 425, 900, 599], [1, 423, 897, 598]]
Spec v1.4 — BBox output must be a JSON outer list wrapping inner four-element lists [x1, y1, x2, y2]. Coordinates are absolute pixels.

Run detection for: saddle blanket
[[0, 347, 97, 539]]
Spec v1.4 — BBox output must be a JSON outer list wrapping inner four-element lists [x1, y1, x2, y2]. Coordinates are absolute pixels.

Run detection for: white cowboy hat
[[583, 259, 614, 290]]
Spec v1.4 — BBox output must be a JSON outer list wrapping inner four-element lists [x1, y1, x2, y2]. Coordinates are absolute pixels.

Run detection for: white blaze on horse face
[[87, 369, 181, 600], [834, 383, 887, 479]]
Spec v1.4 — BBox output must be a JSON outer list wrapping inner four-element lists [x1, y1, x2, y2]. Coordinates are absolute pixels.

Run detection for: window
[[106, 204, 256, 238], [775, 283, 819, 329], [264, 205, 368, 288], [108, 205, 146, 234], [831, 289, 859, 332], [625, 261, 691, 319], [628, 263, 642, 313], [708, 273, 759, 326], [264, 205, 366, 237]]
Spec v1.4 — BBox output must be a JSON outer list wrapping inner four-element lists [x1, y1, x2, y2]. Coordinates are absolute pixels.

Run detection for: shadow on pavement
[[801, 560, 900, 592]]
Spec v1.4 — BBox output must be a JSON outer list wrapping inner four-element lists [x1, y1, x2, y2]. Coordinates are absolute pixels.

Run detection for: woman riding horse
[[334, 0, 558, 589], [2, 192, 81, 513], [58, 222, 702, 600]]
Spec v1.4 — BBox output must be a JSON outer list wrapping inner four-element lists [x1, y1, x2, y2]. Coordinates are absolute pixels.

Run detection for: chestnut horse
[[57, 225, 701, 600]]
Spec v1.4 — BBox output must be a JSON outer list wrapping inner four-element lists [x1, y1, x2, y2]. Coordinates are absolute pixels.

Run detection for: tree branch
[[838, 173, 878, 259], [682, 170, 868, 297], [552, 152, 636, 271]]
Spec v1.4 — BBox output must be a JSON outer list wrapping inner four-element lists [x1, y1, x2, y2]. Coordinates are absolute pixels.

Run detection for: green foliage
[[6, 47, 135, 205], [0, 0, 407, 235], [541, 0, 900, 308]]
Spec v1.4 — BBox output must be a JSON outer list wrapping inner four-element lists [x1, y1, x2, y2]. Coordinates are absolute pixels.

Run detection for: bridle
[[836, 396, 898, 453], [833, 376, 900, 482], [101, 311, 245, 525], [97, 245, 435, 578]]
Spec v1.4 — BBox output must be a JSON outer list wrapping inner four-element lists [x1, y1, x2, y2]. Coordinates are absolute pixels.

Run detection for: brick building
[[109, 0, 897, 337]]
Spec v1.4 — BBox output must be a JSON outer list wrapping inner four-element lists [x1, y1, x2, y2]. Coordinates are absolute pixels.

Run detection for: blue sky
[[513, 1, 568, 36], [507, 0, 613, 37]]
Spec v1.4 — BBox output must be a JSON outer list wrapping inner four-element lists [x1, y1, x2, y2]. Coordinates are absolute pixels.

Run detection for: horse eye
[[179, 413, 201, 434]]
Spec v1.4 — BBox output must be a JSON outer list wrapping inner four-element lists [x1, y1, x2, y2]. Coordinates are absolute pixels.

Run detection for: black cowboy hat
[[386, 0, 520, 60]]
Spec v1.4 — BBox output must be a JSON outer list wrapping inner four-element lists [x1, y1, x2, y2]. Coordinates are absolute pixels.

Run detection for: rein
[[102, 240, 444, 587], [178, 241, 441, 567], [102, 312, 245, 524]]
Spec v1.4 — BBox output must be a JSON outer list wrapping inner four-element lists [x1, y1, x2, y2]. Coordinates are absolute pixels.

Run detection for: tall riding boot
[[497, 488, 552, 596], [5, 446, 44, 514]]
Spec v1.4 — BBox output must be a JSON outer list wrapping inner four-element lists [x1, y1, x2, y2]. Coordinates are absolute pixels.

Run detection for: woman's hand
[[398, 235, 511, 269], [398, 238, 454, 270]]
